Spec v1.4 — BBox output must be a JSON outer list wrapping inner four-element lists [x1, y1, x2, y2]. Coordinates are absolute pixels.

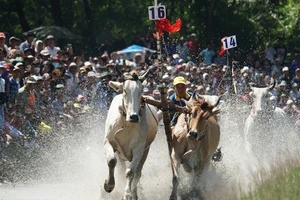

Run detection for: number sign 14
[[222, 35, 237, 50], [148, 6, 166, 20]]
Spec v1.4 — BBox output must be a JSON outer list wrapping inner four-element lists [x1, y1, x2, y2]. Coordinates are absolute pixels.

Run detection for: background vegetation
[[1, 0, 300, 56]]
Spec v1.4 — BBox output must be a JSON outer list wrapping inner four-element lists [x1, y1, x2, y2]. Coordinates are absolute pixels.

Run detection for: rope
[[146, 103, 158, 125]]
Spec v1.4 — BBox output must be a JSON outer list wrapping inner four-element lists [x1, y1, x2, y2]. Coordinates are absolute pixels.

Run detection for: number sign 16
[[148, 6, 166, 20], [222, 35, 237, 50]]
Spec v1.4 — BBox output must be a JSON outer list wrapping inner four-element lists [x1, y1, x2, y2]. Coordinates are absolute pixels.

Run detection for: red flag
[[219, 45, 225, 56], [218, 36, 228, 56], [153, 18, 182, 38]]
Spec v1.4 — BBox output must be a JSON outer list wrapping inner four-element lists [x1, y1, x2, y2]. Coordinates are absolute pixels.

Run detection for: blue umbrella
[[117, 45, 156, 54]]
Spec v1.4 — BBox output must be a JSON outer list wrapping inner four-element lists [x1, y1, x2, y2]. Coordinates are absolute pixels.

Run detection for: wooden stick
[[158, 85, 175, 175], [141, 96, 188, 113]]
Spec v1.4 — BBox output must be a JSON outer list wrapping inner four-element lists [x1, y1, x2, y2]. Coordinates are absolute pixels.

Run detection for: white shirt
[[0, 77, 5, 93], [45, 46, 60, 58]]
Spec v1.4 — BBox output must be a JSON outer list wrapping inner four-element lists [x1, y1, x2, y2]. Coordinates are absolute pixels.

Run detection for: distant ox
[[104, 70, 158, 200], [244, 82, 288, 158], [170, 92, 221, 200]]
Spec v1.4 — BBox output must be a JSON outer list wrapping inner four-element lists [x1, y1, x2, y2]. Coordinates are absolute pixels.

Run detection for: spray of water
[[0, 99, 299, 200]]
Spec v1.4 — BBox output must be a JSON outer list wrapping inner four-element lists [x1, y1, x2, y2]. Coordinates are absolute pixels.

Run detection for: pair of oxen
[[103, 69, 286, 200]]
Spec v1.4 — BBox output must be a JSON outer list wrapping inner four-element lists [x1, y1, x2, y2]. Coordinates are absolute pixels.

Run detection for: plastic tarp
[[117, 45, 156, 54]]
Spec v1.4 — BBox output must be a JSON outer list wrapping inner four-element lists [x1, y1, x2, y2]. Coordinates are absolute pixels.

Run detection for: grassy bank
[[240, 155, 300, 200]]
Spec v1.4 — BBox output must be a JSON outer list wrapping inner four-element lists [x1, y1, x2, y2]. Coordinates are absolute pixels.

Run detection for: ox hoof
[[104, 179, 115, 193], [169, 196, 177, 200]]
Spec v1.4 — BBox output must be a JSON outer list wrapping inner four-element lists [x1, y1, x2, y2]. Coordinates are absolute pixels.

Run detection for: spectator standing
[[7, 66, 21, 103], [50, 69, 64, 100], [199, 43, 216, 65], [99, 38, 112, 55], [292, 68, 300, 88], [187, 33, 200, 62], [0, 33, 9, 58], [271, 58, 282, 76], [20, 32, 35, 52], [45, 35, 60, 58], [34, 40, 44, 56], [8, 37, 21, 51], [289, 83, 300, 102], [176, 37, 189, 61], [264, 42, 276, 64], [112, 31, 126, 51], [13, 77, 37, 116], [274, 37, 287, 65], [65, 62, 79, 100], [279, 67, 292, 90], [0, 64, 6, 136]]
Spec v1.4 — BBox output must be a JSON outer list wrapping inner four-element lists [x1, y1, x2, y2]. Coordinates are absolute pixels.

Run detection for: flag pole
[[229, 50, 237, 95], [154, 0, 162, 62]]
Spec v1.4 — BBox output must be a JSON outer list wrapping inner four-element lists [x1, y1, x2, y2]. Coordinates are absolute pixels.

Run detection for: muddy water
[[0, 105, 299, 200]]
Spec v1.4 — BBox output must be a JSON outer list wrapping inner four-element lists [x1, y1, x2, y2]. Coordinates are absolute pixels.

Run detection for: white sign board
[[148, 5, 166, 20], [222, 35, 237, 50]]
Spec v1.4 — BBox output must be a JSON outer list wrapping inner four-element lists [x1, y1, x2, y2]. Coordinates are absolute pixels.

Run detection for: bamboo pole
[[154, 0, 161, 61], [158, 85, 174, 164], [228, 50, 238, 95], [141, 96, 187, 113]]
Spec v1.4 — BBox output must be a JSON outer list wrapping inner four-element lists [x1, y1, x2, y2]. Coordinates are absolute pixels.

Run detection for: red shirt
[[187, 41, 200, 57]]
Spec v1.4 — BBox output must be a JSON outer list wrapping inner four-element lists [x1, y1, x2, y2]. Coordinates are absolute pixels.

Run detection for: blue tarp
[[117, 45, 156, 54]]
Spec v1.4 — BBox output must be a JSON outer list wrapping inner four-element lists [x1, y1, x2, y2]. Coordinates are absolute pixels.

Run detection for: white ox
[[104, 70, 158, 200], [170, 92, 221, 200], [244, 83, 288, 159]]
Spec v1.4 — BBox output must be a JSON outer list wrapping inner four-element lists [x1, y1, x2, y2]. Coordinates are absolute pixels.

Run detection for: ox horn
[[197, 94, 205, 100], [139, 68, 151, 80], [212, 97, 221, 108], [182, 98, 193, 110], [192, 91, 198, 101], [268, 79, 276, 91], [115, 65, 124, 79]]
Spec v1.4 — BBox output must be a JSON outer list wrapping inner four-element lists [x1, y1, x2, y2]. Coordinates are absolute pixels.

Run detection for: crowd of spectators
[[0, 30, 299, 147]]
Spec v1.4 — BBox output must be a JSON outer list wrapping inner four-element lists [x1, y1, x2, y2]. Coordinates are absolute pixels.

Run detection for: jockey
[[169, 76, 192, 126]]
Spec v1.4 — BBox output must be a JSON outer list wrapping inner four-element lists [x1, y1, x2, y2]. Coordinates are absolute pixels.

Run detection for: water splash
[[0, 100, 299, 200]]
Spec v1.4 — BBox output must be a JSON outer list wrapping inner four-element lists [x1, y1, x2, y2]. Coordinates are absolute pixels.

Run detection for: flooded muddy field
[[0, 106, 299, 200]]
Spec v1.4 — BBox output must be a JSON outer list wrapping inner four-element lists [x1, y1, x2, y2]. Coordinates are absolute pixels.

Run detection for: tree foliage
[[0, 0, 300, 56]]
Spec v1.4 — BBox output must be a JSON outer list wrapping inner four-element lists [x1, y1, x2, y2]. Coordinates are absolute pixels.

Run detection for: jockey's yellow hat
[[173, 76, 186, 86]]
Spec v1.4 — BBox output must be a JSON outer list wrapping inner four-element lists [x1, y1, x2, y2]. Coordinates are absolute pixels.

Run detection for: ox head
[[249, 82, 275, 117], [109, 69, 150, 123], [183, 92, 220, 141]]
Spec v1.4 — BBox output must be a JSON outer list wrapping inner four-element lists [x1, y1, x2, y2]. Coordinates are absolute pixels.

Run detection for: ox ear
[[182, 98, 193, 110], [109, 81, 123, 92]]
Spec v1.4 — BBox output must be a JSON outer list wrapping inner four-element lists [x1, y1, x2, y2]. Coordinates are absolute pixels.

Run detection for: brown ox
[[170, 92, 221, 200]]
